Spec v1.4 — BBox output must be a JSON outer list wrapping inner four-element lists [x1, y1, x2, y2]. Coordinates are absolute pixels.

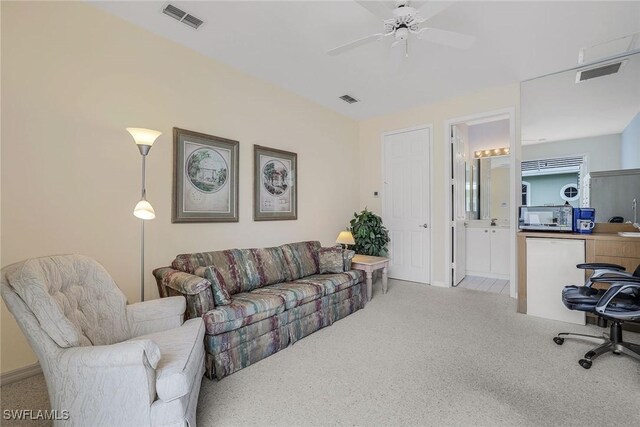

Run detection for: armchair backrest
[[2, 255, 130, 348]]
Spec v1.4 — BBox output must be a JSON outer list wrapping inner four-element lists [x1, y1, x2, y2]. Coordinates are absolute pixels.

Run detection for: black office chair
[[553, 263, 640, 369]]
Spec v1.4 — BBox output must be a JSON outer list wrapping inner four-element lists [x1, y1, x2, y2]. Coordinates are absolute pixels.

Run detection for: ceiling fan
[[327, 0, 476, 57]]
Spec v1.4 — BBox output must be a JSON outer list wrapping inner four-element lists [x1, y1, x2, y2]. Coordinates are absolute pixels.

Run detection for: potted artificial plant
[[349, 208, 390, 256]]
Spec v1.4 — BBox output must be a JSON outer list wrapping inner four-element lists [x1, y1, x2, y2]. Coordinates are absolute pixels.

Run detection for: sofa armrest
[[153, 267, 211, 295], [343, 249, 356, 271], [127, 297, 186, 337], [153, 267, 215, 320]]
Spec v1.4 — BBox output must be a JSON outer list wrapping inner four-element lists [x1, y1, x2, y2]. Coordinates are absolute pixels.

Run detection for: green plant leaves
[[347, 208, 390, 256]]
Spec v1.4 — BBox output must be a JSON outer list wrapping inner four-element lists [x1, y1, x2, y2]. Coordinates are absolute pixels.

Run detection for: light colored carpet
[[2, 279, 639, 426]]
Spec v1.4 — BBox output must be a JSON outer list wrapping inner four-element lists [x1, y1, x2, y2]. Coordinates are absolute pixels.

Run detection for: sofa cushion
[[251, 281, 324, 309], [297, 270, 364, 295], [174, 249, 261, 295], [250, 247, 290, 286], [200, 266, 232, 306], [280, 241, 320, 280], [129, 317, 205, 403], [318, 247, 344, 274], [202, 292, 286, 335]]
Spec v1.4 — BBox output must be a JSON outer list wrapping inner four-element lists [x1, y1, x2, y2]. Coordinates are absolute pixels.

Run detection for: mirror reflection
[[520, 50, 640, 223], [463, 118, 511, 221]]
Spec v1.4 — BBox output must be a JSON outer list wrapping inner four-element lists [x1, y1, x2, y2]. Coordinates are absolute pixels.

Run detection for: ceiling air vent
[[162, 4, 204, 29], [339, 94, 359, 104], [575, 60, 626, 83]]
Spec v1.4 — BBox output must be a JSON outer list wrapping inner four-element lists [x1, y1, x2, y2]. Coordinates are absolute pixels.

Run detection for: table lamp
[[336, 230, 355, 249]]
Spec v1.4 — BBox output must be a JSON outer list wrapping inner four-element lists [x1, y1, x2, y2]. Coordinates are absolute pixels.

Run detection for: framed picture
[[253, 145, 297, 221], [172, 128, 239, 223]]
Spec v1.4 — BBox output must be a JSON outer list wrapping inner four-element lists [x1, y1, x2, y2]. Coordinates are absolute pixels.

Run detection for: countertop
[[517, 231, 640, 242]]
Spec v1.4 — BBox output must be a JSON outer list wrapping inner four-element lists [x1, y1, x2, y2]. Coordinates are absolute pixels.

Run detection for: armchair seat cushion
[[203, 292, 286, 335], [129, 317, 205, 402]]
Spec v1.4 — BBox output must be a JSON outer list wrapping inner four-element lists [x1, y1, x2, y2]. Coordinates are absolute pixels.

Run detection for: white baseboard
[[430, 280, 448, 288], [465, 271, 509, 280], [0, 363, 41, 386]]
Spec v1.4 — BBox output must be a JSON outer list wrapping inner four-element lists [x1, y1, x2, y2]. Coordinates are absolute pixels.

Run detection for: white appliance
[[526, 238, 585, 325]]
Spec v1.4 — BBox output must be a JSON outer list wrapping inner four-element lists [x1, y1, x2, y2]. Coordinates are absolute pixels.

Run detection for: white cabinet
[[466, 228, 491, 272], [465, 227, 510, 278], [526, 238, 585, 325], [490, 228, 510, 275]]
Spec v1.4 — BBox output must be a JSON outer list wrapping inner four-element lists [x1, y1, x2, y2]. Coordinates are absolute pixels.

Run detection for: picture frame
[[253, 145, 297, 221], [172, 127, 239, 223]]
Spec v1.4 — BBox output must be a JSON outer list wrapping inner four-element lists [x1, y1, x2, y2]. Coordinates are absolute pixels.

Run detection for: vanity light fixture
[[474, 147, 510, 158]]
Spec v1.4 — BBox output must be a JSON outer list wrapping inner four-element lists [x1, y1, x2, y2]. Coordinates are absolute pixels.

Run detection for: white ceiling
[[522, 51, 640, 144], [90, 1, 640, 120]]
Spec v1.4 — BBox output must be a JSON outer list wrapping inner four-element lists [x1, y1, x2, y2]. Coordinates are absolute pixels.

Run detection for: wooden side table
[[351, 255, 389, 303]]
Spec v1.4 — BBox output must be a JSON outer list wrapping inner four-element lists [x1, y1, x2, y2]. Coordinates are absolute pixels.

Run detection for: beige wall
[[358, 84, 520, 286], [0, 2, 360, 373]]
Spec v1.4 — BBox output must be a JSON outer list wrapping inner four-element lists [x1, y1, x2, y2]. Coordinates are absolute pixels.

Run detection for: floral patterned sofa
[[153, 241, 364, 380]]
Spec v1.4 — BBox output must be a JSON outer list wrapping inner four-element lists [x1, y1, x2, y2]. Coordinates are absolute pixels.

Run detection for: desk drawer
[[594, 240, 640, 258]]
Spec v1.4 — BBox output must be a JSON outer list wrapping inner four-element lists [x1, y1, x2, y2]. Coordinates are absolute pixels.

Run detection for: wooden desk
[[351, 255, 389, 303]]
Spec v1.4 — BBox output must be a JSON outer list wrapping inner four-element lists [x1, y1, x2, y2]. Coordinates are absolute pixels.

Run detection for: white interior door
[[383, 127, 431, 283], [452, 124, 467, 285]]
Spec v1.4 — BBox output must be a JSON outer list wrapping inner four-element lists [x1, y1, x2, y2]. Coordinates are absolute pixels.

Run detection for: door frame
[[444, 107, 518, 297], [380, 124, 434, 285]]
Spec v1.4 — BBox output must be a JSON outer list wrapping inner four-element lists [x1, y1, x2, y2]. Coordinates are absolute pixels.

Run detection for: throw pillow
[[318, 247, 345, 274], [202, 266, 232, 306]]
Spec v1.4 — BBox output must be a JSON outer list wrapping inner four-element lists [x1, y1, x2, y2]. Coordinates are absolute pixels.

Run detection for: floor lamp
[[127, 127, 161, 302]]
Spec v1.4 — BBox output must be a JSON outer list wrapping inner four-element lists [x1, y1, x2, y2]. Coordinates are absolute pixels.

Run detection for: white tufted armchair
[[1, 255, 205, 427]]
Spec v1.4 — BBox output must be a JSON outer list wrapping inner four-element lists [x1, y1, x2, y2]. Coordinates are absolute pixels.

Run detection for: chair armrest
[[577, 263, 626, 271], [60, 339, 161, 369], [127, 297, 186, 337], [595, 282, 640, 319], [55, 340, 161, 424], [585, 270, 634, 288]]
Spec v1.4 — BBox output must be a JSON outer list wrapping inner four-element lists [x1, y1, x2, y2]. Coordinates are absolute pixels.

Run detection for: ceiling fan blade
[[417, 27, 476, 49], [413, 1, 455, 21], [355, 1, 395, 20], [327, 33, 385, 56]]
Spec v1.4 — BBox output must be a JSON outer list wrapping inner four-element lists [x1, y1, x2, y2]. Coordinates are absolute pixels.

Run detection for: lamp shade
[[336, 231, 355, 246], [126, 128, 162, 146], [134, 199, 156, 220]]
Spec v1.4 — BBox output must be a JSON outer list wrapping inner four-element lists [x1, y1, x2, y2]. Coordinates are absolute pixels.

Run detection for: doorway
[[382, 126, 432, 284], [445, 109, 517, 296]]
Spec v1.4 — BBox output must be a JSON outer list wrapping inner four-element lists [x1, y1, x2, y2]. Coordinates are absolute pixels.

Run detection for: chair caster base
[[579, 359, 592, 369]]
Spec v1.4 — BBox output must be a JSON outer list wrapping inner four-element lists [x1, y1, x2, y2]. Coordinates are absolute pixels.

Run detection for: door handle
[[419, 224, 429, 228]]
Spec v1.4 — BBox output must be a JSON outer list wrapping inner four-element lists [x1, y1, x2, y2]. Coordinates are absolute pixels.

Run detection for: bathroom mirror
[[520, 49, 640, 222], [467, 155, 510, 220], [463, 118, 511, 221]]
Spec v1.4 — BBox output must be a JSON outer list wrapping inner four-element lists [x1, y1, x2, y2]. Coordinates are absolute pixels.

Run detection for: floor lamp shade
[[128, 127, 161, 302], [134, 199, 156, 220], [127, 127, 161, 148]]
